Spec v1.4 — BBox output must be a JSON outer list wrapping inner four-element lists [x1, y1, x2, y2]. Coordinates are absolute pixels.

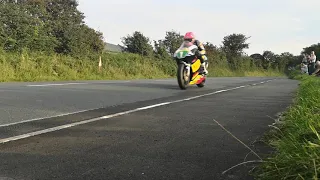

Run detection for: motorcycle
[[173, 42, 207, 90]]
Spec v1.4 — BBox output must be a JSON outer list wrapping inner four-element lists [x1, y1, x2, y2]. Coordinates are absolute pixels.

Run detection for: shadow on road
[[115, 82, 206, 91]]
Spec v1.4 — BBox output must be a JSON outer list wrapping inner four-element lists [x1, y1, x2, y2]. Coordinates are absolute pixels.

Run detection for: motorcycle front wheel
[[177, 63, 189, 90]]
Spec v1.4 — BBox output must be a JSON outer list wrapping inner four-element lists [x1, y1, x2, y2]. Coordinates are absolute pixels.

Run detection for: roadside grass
[[0, 50, 283, 82], [254, 72, 320, 180], [206, 67, 284, 77]]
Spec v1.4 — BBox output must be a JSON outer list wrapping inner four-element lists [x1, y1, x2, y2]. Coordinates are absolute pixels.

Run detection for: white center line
[[0, 79, 275, 144], [26, 81, 132, 87], [27, 83, 89, 87], [0, 107, 101, 128]]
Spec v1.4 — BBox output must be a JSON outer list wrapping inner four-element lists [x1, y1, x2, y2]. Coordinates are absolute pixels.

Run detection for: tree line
[[121, 30, 300, 72], [1, 0, 319, 72], [121, 30, 320, 72]]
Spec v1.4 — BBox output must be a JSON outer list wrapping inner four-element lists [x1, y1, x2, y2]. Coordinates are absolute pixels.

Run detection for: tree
[[203, 42, 217, 56], [286, 55, 301, 68], [203, 42, 227, 64], [250, 53, 264, 60], [66, 24, 104, 58], [121, 31, 153, 56], [276, 52, 295, 71], [250, 53, 264, 68], [262, 51, 276, 63], [222, 33, 250, 59], [0, 0, 105, 57], [262, 50, 279, 69], [0, 2, 57, 52], [163, 30, 183, 55], [44, 0, 85, 54], [153, 40, 170, 59]]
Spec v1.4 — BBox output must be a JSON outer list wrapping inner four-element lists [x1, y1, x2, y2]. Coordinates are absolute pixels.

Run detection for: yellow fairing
[[191, 59, 201, 73], [189, 59, 203, 85], [190, 74, 202, 85]]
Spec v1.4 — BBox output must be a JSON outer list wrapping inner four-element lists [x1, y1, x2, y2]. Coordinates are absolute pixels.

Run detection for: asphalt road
[[0, 77, 298, 180]]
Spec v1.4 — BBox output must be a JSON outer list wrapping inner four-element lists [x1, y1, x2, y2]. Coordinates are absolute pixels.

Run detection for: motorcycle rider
[[183, 32, 208, 75]]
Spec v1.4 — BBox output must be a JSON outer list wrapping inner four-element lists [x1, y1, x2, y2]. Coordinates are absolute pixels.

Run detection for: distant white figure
[[301, 54, 309, 74], [309, 51, 317, 74], [301, 63, 309, 74], [310, 51, 317, 63]]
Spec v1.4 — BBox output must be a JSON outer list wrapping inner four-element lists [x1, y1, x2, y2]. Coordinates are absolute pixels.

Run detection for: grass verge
[[255, 72, 320, 180], [0, 50, 283, 82]]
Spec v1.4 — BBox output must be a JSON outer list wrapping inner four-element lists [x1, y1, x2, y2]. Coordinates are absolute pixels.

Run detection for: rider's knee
[[201, 55, 208, 68], [201, 55, 208, 62]]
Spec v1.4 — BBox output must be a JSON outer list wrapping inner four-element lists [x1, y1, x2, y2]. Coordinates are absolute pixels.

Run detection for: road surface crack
[[211, 118, 264, 175]]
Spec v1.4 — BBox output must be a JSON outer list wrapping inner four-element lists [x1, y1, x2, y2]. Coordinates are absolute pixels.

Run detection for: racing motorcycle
[[173, 42, 207, 90]]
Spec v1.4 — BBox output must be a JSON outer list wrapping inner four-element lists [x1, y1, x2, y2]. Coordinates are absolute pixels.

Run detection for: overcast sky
[[77, 0, 319, 55]]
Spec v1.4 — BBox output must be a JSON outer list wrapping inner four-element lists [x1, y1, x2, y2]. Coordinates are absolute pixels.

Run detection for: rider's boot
[[201, 62, 208, 75]]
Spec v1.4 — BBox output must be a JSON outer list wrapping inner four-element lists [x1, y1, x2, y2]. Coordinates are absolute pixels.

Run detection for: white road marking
[[0, 107, 101, 128], [137, 102, 171, 110], [154, 79, 175, 82], [0, 109, 139, 144], [91, 81, 131, 84], [0, 79, 275, 144], [26, 81, 131, 87], [27, 83, 88, 87]]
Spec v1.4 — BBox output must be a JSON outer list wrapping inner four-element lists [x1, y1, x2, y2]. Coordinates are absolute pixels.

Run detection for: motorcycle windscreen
[[175, 41, 197, 55], [179, 41, 193, 48]]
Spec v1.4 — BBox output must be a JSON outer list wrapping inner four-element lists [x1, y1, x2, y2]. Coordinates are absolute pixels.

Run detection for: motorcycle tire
[[177, 63, 188, 90]]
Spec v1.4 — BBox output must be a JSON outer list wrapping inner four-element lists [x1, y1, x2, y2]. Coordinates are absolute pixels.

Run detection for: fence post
[[98, 56, 102, 72]]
